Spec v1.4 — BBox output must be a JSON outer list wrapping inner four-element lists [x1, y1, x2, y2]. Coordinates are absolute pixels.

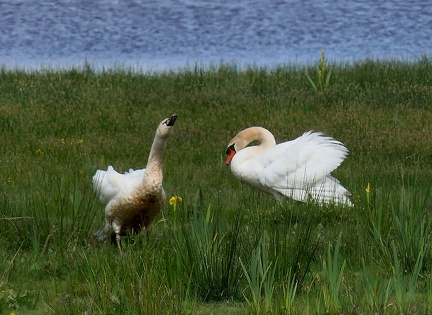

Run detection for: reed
[[321, 233, 346, 314], [240, 236, 277, 314], [168, 189, 244, 302]]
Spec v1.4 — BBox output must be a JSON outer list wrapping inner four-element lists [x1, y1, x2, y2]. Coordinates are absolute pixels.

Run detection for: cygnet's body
[[93, 114, 177, 248]]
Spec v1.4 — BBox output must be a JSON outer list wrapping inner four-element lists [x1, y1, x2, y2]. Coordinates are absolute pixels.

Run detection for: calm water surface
[[0, 0, 431, 71]]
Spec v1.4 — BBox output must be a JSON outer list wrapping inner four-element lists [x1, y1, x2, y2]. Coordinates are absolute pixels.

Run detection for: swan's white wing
[[125, 168, 145, 182], [92, 166, 145, 205], [258, 131, 348, 191]]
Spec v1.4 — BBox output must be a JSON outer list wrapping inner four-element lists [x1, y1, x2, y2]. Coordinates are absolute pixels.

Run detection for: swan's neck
[[251, 128, 276, 150], [237, 127, 276, 151], [143, 136, 166, 182]]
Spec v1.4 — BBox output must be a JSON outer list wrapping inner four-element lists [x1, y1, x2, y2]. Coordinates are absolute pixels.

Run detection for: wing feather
[[258, 131, 348, 190], [92, 166, 145, 205]]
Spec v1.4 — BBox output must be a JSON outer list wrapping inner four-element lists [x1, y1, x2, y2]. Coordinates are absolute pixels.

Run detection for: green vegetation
[[1, 57, 432, 314], [306, 50, 332, 95]]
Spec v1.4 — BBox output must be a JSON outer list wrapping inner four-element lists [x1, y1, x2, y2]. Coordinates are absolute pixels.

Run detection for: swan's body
[[93, 114, 177, 247], [226, 127, 353, 206]]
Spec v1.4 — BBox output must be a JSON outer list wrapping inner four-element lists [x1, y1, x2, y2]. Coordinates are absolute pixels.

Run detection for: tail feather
[[277, 176, 353, 206]]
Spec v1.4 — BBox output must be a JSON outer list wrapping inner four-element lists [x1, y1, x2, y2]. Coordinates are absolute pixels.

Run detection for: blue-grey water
[[0, 0, 431, 71]]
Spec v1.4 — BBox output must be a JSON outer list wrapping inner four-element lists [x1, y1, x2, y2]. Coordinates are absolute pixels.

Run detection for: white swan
[[225, 127, 353, 206], [93, 114, 177, 248]]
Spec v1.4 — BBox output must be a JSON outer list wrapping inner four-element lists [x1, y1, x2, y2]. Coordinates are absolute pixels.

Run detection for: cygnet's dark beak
[[167, 114, 177, 126]]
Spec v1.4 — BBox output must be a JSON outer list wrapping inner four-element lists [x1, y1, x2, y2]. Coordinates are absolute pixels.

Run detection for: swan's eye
[[226, 144, 236, 155]]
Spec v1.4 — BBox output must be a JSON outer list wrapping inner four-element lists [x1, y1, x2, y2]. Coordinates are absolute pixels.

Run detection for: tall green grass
[[1, 58, 432, 314]]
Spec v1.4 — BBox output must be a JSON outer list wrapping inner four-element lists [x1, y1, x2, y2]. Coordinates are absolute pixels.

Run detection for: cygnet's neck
[[144, 136, 167, 181]]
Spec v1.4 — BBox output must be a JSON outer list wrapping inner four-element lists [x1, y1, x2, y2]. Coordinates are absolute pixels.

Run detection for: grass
[[1, 57, 432, 314]]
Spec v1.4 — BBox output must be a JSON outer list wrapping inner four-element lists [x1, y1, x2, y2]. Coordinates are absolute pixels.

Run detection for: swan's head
[[156, 114, 177, 139], [225, 127, 275, 165], [225, 133, 251, 165]]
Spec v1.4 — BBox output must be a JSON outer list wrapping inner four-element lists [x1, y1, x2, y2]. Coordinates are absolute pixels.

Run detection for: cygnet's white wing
[[258, 132, 349, 199], [92, 166, 145, 205]]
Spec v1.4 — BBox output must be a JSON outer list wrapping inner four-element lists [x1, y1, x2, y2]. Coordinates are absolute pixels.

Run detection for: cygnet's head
[[156, 114, 177, 139]]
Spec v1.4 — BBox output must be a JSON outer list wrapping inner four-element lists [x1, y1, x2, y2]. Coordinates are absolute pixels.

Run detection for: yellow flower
[[77, 139, 84, 144], [169, 196, 183, 205], [365, 182, 371, 193], [365, 182, 371, 207]]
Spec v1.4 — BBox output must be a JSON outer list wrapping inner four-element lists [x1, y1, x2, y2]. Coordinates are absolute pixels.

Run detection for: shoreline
[[1, 53, 430, 73]]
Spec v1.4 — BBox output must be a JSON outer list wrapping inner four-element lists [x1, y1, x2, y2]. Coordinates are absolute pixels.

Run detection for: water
[[1, 0, 431, 71]]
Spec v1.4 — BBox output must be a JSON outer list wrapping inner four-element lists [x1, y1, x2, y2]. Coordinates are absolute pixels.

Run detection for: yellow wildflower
[[169, 196, 183, 205], [365, 182, 371, 207], [365, 182, 371, 193]]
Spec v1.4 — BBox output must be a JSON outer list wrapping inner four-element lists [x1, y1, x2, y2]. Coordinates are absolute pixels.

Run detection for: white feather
[[92, 166, 146, 205]]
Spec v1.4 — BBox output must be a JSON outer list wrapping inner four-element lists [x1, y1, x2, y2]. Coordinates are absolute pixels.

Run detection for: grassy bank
[[1, 57, 432, 314]]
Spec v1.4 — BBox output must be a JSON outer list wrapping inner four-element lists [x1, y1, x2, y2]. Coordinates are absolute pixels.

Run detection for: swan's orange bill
[[226, 149, 236, 165]]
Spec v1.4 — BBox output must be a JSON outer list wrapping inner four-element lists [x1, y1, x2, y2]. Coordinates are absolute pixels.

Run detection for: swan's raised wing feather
[[92, 166, 145, 205], [258, 132, 348, 190]]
